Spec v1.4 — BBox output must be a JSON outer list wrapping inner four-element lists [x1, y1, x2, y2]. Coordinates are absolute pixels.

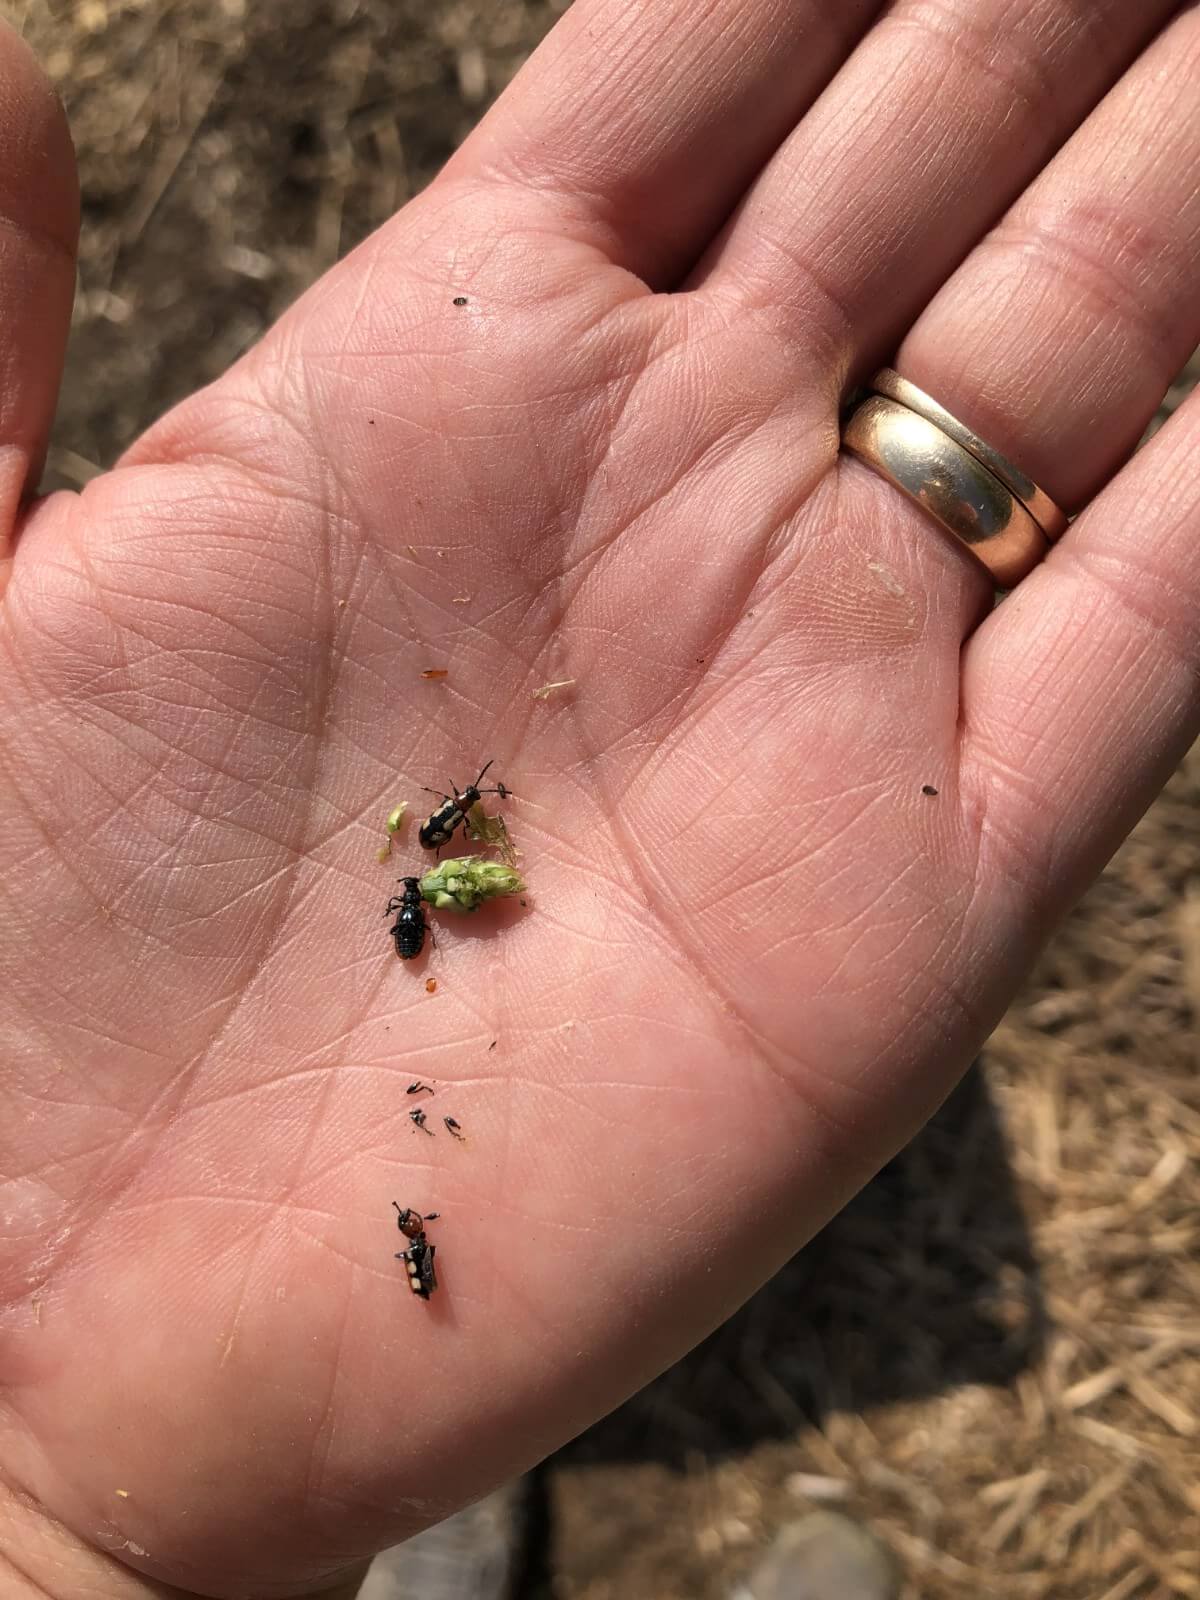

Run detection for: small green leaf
[[386, 803, 409, 834]]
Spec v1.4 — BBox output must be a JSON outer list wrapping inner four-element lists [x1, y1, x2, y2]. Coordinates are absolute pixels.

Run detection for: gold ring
[[842, 395, 1048, 589], [870, 369, 1067, 541]]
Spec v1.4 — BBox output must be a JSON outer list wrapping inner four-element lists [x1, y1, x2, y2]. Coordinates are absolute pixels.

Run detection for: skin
[[0, 1, 1198, 1595]]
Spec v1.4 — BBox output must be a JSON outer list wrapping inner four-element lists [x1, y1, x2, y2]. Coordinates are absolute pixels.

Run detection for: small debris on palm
[[466, 801, 518, 867], [532, 679, 575, 701], [377, 801, 409, 860]]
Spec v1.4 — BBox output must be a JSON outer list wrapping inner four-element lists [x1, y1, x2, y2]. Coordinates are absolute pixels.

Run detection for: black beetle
[[418, 760, 510, 851], [385, 877, 427, 960]]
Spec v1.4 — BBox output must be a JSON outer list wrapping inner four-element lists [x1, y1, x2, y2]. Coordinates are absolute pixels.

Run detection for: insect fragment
[[410, 1108, 433, 1135], [444, 1116, 465, 1140], [418, 761, 511, 852], [406, 1081, 434, 1096], [392, 1203, 438, 1300], [384, 877, 428, 960]]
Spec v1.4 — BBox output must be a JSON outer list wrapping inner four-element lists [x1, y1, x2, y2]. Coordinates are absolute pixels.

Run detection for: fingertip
[[0, 19, 79, 258], [0, 19, 80, 553]]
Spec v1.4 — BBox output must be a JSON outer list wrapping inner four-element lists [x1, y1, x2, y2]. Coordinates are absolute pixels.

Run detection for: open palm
[[2, 4, 1199, 1596]]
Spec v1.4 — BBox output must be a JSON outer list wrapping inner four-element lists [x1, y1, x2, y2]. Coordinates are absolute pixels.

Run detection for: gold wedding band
[[870, 369, 1068, 542], [842, 396, 1047, 589]]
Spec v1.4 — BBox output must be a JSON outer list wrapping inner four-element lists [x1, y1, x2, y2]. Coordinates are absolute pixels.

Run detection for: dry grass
[[7, 0, 1199, 1593]]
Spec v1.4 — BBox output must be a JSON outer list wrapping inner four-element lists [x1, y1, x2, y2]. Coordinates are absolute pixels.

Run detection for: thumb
[[0, 20, 78, 576]]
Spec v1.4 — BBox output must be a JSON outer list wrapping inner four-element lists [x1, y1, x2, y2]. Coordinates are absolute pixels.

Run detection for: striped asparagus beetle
[[393, 1204, 438, 1299], [418, 760, 511, 852]]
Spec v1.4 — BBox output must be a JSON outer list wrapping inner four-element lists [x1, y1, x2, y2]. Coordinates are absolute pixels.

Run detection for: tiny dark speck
[[922, 784, 939, 797], [489, 1039, 497, 1050], [368, 417, 375, 425], [452, 295, 468, 306]]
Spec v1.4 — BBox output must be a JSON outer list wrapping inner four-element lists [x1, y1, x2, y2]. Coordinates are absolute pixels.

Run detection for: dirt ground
[[8, 1, 1199, 1595]]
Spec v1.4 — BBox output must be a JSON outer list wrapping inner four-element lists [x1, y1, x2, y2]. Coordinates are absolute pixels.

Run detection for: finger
[[893, 10, 1200, 510], [698, 0, 1181, 370], [961, 384, 1200, 921], [0, 23, 78, 567], [443, 0, 883, 286]]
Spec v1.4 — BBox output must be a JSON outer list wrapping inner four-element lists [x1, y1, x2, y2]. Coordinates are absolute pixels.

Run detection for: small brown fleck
[[421, 668, 449, 680], [452, 295, 468, 306], [922, 784, 939, 797], [425, 978, 437, 994]]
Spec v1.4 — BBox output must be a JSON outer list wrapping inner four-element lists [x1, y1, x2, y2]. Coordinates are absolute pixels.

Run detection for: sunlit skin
[[1, 3, 1199, 1596]]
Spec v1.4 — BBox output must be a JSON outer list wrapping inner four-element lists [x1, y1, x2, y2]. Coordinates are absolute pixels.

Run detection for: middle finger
[[697, 0, 1181, 371]]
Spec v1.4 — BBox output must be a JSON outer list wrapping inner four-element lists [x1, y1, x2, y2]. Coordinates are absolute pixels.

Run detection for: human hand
[[1, 3, 1197, 1596]]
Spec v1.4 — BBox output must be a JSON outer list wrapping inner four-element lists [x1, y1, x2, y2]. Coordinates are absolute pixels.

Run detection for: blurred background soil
[[8, 1, 1199, 1595]]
